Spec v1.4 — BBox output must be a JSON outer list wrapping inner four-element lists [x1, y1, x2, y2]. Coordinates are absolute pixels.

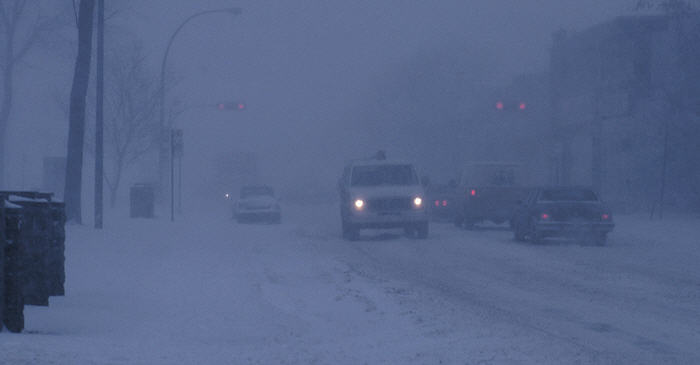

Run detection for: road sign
[[172, 129, 183, 158]]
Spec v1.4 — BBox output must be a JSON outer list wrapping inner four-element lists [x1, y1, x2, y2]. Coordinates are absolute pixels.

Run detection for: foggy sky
[[7, 0, 636, 207]]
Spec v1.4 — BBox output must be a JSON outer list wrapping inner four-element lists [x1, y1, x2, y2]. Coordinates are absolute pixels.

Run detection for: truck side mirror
[[338, 177, 346, 192], [420, 176, 430, 187]]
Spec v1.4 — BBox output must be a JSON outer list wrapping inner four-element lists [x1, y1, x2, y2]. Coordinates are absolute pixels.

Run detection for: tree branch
[[0, 3, 9, 32]]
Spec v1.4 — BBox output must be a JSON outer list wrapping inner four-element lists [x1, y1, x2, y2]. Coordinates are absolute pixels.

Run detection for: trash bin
[[1, 196, 26, 333], [0, 191, 66, 333], [4, 192, 55, 307], [130, 184, 155, 218], [1, 198, 5, 330], [46, 201, 66, 296]]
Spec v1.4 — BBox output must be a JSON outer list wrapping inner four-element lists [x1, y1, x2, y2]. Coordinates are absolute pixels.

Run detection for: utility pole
[[550, 30, 570, 185], [652, 108, 672, 220], [158, 8, 242, 213], [592, 41, 606, 197], [178, 146, 182, 213], [170, 130, 175, 222], [592, 88, 604, 196], [591, 115, 604, 195], [170, 128, 183, 221], [94, 0, 104, 229]]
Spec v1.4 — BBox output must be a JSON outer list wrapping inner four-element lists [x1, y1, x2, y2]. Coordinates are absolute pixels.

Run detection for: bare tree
[[101, 40, 161, 207], [0, 1, 56, 187], [634, 0, 700, 214], [635, 0, 697, 12], [65, 0, 95, 224]]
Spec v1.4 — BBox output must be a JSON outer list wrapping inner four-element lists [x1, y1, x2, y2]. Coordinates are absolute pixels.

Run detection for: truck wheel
[[3, 265, 24, 333], [342, 219, 359, 241], [346, 226, 359, 241], [3, 303, 24, 333], [453, 215, 463, 228], [416, 222, 429, 239], [513, 224, 526, 242], [463, 219, 476, 230], [403, 226, 416, 237], [594, 233, 607, 246], [527, 220, 541, 244]]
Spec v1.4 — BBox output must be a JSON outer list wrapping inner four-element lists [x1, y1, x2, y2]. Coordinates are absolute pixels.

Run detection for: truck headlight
[[413, 197, 423, 207], [354, 199, 365, 210]]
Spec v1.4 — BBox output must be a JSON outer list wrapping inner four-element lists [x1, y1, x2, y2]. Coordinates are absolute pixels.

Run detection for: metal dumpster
[[0, 191, 66, 333], [1, 199, 4, 330], [1, 198, 25, 333], [130, 183, 155, 218], [47, 201, 66, 296]]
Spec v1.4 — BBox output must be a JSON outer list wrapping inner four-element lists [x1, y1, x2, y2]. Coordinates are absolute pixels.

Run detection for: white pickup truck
[[338, 157, 429, 240]]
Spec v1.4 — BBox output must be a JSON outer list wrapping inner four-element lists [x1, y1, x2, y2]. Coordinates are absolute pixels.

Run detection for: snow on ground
[[1, 202, 699, 364]]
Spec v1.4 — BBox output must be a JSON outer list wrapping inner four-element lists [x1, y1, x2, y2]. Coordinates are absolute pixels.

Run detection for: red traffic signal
[[495, 101, 528, 111], [217, 102, 247, 111]]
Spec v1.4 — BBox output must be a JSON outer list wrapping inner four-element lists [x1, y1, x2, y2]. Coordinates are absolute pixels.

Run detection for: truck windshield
[[539, 189, 598, 202], [351, 165, 418, 187], [240, 186, 274, 198]]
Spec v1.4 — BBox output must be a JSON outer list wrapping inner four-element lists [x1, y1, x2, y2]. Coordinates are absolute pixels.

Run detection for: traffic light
[[495, 100, 528, 111], [217, 102, 246, 111]]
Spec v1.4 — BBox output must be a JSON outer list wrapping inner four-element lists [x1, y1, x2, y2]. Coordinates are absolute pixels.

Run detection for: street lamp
[[158, 7, 243, 222]]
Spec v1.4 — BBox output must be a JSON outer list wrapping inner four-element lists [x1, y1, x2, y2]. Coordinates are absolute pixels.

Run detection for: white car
[[338, 158, 429, 240], [232, 185, 281, 224]]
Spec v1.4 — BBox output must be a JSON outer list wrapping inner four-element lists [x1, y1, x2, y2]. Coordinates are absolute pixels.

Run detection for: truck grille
[[366, 198, 412, 212]]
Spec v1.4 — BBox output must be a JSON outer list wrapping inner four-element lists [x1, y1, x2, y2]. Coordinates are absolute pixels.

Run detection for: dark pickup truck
[[453, 162, 530, 228], [511, 187, 615, 245]]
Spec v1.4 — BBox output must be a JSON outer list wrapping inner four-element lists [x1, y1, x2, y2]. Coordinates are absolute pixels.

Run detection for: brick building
[[549, 13, 700, 211]]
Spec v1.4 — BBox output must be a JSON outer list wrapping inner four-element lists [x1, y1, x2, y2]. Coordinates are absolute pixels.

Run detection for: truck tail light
[[540, 213, 550, 220], [469, 189, 477, 197], [602, 213, 610, 220]]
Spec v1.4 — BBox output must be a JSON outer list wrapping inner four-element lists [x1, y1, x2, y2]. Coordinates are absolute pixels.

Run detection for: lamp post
[[95, 0, 104, 229], [157, 7, 242, 222]]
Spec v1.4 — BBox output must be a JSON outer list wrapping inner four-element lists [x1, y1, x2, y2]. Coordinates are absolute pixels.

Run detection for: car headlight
[[413, 196, 423, 207], [354, 199, 365, 210]]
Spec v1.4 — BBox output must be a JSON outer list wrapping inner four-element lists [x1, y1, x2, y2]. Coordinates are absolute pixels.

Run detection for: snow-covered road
[[1, 203, 699, 364]]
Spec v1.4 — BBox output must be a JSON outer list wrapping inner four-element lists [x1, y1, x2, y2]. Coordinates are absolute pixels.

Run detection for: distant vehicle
[[454, 162, 530, 228], [511, 187, 615, 245], [426, 182, 458, 222], [233, 185, 281, 224], [338, 156, 429, 240]]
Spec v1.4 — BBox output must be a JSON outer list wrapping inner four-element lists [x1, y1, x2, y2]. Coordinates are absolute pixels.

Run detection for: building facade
[[550, 14, 700, 211]]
